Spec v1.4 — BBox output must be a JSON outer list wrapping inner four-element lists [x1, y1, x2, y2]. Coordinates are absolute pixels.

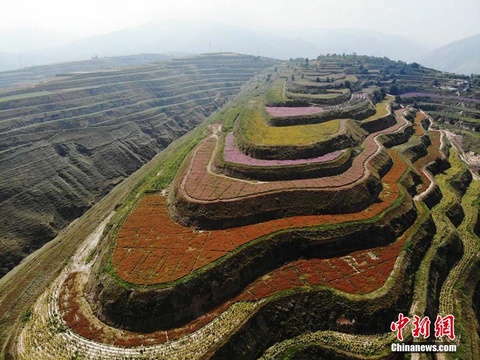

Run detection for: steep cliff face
[[0, 54, 274, 277]]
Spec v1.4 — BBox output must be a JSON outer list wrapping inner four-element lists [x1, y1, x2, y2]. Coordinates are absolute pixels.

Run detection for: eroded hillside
[[0, 53, 275, 276]]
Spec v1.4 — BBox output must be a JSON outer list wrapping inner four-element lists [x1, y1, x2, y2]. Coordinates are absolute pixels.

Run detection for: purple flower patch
[[266, 106, 325, 117], [224, 133, 344, 166]]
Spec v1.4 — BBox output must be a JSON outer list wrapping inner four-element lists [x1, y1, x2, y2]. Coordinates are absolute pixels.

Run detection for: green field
[[239, 101, 341, 145]]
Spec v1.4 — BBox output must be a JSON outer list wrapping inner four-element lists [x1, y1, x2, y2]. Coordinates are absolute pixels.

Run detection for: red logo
[[391, 314, 455, 341], [390, 313, 410, 341], [434, 315, 455, 340], [412, 315, 431, 339]]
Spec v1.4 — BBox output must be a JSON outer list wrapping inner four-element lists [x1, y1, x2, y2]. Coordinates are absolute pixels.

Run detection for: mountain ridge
[[0, 21, 437, 71], [419, 33, 480, 74]]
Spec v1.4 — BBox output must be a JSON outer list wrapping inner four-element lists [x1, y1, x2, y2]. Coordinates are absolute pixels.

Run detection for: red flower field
[[113, 146, 407, 285]]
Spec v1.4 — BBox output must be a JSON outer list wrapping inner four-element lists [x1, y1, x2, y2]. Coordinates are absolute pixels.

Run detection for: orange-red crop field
[[113, 146, 407, 285], [61, 210, 411, 346], [413, 112, 427, 136]]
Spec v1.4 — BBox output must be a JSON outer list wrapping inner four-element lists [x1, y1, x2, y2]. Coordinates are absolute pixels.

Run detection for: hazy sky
[[1, 0, 479, 47]]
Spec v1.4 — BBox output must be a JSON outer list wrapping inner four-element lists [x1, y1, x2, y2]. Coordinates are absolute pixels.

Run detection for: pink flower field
[[266, 106, 325, 117], [224, 133, 344, 166]]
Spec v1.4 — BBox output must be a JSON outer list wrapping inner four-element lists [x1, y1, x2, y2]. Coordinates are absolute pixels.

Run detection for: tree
[[316, 76, 321, 83], [389, 84, 400, 95]]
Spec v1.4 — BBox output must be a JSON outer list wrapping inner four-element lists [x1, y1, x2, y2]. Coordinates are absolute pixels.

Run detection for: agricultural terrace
[[58, 142, 417, 348], [14, 56, 480, 360], [238, 101, 341, 146], [114, 145, 407, 285], [19, 131, 446, 357], [361, 95, 393, 123], [223, 133, 345, 167], [265, 106, 325, 117], [284, 88, 351, 104], [169, 111, 409, 228], [60, 195, 417, 347], [181, 106, 405, 203], [399, 109, 444, 194]]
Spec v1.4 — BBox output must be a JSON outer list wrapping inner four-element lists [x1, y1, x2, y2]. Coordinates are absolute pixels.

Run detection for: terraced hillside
[[0, 54, 170, 89], [7, 57, 480, 359], [314, 55, 480, 172], [0, 53, 275, 277]]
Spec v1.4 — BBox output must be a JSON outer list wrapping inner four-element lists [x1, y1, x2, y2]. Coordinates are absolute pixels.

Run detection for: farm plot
[[223, 132, 345, 166], [361, 96, 392, 123], [244, 223, 412, 300], [265, 106, 325, 117], [285, 88, 351, 105], [179, 113, 407, 202], [114, 139, 408, 285], [238, 102, 342, 146], [58, 220, 409, 348], [411, 129, 443, 194], [412, 111, 427, 136]]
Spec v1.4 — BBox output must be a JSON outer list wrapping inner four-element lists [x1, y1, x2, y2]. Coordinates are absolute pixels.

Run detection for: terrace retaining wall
[[87, 197, 418, 333]]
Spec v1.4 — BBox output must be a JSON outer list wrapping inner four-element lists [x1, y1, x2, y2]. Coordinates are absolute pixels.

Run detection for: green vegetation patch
[[361, 96, 392, 123], [0, 91, 52, 103], [238, 100, 341, 146]]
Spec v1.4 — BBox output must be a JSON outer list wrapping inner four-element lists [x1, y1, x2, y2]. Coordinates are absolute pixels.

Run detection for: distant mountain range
[[419, 33, 480, 75], [0, 21, 478, 74], [0, 52, 19, 71]]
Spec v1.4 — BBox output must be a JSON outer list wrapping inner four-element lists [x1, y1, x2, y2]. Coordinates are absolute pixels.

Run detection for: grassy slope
[[239, 101, 341, 146]]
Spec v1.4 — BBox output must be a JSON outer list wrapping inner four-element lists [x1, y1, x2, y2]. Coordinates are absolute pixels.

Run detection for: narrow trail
[[443, 129, 480, 181], [16, 217, 264, 359], [413, 128, 444, 202]]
